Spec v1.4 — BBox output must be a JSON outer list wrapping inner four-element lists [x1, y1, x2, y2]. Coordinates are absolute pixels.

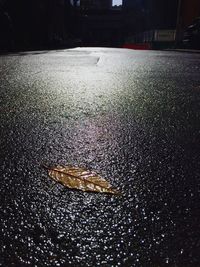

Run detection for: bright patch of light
[[112, 0, 122, 6]]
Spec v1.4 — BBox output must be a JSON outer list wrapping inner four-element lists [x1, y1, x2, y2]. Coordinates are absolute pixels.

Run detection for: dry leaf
[[43, 165, 120, 195]]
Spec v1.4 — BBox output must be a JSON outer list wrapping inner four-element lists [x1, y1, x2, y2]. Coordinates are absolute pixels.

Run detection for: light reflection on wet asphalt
[[0, 48, 200, 266]]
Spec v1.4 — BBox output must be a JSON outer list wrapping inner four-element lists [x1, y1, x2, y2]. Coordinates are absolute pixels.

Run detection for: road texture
[[0, 48, 200, 267]]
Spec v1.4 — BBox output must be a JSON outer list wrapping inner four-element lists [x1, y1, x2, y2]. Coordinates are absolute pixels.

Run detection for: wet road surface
[[0, 48, 200, 266]]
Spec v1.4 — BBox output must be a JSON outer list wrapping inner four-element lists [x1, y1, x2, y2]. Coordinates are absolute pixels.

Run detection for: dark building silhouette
[[0, 0, 123, 51], [81, 10, 122, 46], [81, 0, 112, 10], [0, 0, 74, 51], [175, 0, 200, 47], [123, 0, 143, 9], [123, 0, 200, 38], [178, 0, 200, 29], [122, 0, 179, 48], [79, 0, 122, 47], [144, 0, 178, 30], [123, 0, 178, 34], [1, 0, 200, 51]]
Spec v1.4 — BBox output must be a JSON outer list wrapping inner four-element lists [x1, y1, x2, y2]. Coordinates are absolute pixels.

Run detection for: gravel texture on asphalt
[[0, 48, 200, 267]]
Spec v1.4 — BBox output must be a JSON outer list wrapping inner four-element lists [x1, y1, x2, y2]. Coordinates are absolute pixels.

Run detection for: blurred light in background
[[112, 0, 122, 6]]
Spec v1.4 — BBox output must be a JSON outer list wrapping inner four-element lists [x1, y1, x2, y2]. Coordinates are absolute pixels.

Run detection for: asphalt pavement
[[0, 48, 200, 267]]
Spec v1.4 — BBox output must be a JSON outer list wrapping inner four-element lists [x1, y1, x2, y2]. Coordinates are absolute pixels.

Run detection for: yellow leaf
[[43, 165, 120, 195]]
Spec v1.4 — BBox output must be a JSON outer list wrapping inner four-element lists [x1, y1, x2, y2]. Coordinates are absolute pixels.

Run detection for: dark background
[[0, 0, 200, 51]]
